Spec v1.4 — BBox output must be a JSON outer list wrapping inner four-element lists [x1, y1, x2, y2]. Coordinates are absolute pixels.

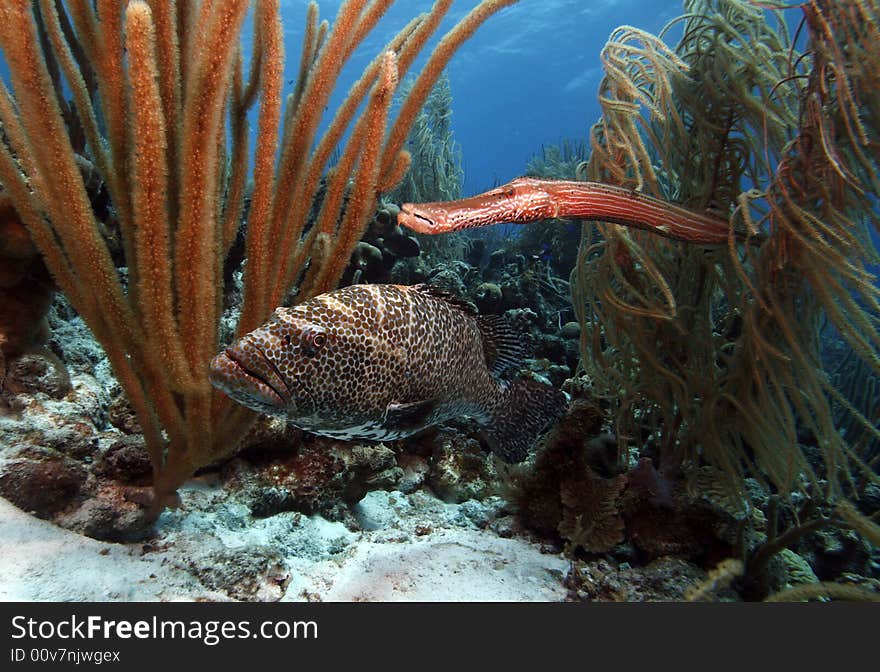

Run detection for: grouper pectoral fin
[[383, 399, 439, 432]]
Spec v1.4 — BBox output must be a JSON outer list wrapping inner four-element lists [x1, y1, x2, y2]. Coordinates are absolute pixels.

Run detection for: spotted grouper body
[[210, 284, 564, 461]]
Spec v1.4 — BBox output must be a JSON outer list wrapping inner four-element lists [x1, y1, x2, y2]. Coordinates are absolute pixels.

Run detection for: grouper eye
[[301, 327, 327, 356]]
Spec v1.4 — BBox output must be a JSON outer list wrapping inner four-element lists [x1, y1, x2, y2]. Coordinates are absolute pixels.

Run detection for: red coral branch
[[398, 177, 740, 245]]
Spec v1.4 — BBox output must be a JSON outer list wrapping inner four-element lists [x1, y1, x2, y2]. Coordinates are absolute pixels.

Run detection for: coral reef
[[428, 431, 498, 503], [396, 3, 880, 564], [226, 439, 403, 525], [0, 0, 877, 604], [339, 203, 422, 286], [0, 309, 512, 544], [565, 556, 727, 602], [558, 472, 627, 555], [0, 0, 516, 516], [508, 398, 612, 543]]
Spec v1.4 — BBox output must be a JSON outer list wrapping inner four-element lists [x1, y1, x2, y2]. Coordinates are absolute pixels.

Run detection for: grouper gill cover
[[209, 283, 565, 462]]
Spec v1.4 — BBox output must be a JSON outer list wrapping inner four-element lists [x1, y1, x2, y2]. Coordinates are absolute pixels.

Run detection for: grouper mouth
[[208, 341, 292, 409]]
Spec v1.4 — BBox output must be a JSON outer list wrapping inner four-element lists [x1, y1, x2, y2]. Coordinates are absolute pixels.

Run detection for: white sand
[[0, 486, 568, 602]]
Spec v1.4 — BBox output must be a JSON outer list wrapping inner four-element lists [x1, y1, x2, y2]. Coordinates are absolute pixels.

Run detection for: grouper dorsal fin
[[410, 283, 478, 315], [409, 283, 523, 378]]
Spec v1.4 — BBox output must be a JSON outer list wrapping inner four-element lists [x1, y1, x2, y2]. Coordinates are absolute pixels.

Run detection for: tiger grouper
[[209, 283, 566, 462]]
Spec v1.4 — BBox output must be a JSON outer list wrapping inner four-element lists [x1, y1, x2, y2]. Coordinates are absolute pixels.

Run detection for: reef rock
[[229, 439, 403, 525], [428, 431, 498, 503], [0, 457, 87, 517]]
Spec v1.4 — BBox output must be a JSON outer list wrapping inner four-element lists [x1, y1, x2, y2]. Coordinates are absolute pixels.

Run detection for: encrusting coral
[[0, 0, 516, 517], [508, 398, 627, 551]]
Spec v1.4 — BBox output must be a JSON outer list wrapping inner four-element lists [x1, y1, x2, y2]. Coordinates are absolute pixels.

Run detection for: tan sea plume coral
[[572, 0, 880, 499]]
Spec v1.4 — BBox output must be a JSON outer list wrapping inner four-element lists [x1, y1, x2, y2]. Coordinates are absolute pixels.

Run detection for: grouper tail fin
[[482, 379, 567, 463]]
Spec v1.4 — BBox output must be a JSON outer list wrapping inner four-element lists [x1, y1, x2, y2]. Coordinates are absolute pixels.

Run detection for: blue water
[[277, 0, 683, 195], [0, 1, 682, 195]]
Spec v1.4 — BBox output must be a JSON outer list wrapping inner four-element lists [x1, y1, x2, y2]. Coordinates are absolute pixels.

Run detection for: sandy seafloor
[[0, 481, 569, 602]]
